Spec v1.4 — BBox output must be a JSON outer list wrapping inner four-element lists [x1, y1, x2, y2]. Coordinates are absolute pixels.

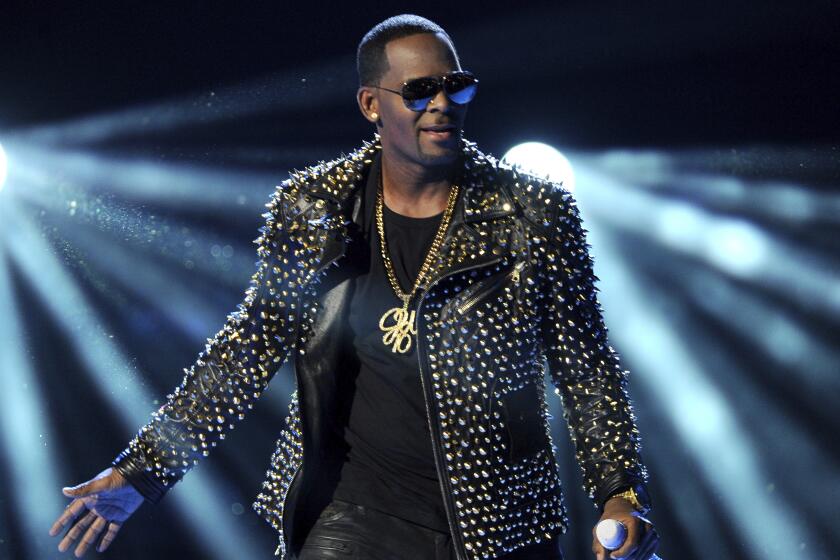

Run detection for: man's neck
[[380, 152, 456, 218]]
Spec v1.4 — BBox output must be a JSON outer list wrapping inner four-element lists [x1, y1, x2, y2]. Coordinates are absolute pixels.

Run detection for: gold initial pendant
[[379, 303, 417, 354]]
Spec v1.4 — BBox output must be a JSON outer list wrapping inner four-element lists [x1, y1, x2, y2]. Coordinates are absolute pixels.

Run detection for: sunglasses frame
[[367, 70, 479, 112]]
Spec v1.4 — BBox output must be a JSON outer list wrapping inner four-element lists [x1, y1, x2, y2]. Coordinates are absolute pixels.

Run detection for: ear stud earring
[[371, 112, 379, 120]]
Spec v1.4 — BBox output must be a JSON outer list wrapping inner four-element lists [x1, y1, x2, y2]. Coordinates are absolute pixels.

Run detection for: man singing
[[50, 14, 657, 560]]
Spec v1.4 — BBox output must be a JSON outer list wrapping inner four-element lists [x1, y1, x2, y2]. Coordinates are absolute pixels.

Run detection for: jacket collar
[[288, 134, 521, 289], [295, 134, 517, 227]]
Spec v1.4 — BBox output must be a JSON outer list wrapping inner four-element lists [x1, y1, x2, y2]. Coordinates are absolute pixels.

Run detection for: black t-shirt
[[332, 154, 450, 532]]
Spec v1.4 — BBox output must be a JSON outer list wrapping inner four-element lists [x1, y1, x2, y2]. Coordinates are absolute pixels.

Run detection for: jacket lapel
[[291, 135, 519, 291], [423, 145, 519, 289]]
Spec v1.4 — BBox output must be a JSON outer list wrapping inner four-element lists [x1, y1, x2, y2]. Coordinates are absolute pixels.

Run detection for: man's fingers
[[609, 519, 641, 559], [58, 510, 96, 552], [63, 485, 88, 498], [592, 539, 609, 560], [97, 522, 122, 553], [49, 500, 86, 537], [75, 516, 106, 558]]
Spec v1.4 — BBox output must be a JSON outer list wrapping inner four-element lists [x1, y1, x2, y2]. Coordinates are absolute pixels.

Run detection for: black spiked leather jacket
[[113, 135, 650, 559]]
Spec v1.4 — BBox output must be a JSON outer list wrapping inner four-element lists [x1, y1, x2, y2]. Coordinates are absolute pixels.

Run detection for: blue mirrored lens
[[447, 83, 477, 105]]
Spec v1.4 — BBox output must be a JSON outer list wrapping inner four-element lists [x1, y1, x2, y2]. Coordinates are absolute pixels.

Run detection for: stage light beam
[[2, 209, 265, 560], [0, 142, 8, 192], [585, 227, 822, 559], [0, 241, 65, 556]]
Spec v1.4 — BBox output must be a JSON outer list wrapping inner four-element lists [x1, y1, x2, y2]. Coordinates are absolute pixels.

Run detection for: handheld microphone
[[595, 519, 662, 560]]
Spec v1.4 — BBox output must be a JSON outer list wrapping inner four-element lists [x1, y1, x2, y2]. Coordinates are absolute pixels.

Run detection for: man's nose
[[427, 88, 452, 112]]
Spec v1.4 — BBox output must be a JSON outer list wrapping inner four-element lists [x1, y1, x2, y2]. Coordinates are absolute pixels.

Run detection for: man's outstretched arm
[[539, 183, 652, 559], [50, 180, 302, 556], [111, 180, 302, 500]]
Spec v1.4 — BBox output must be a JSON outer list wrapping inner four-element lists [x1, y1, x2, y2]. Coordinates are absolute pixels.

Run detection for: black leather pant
[[297, 499, 564, 560]]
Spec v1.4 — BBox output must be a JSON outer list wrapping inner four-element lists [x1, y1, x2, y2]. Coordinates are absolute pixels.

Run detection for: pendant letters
[[379, 305, 417, 354]]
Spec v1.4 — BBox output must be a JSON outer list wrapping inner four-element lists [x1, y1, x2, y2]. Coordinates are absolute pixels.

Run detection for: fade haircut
[[357, 14, 459, 86]]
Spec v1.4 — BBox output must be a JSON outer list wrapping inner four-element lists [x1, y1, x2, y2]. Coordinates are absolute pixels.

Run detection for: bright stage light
[[0, 143, 7, 191], [502, 142, 575, 192]]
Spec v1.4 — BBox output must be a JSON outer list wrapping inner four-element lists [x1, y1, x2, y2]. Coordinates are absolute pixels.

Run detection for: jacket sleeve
[[540, 184, 650, 512], [112, 181, 301, 503]]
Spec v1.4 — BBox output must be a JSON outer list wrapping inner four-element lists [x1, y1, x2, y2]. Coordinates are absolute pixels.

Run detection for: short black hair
[[357, 14, 458, 86]]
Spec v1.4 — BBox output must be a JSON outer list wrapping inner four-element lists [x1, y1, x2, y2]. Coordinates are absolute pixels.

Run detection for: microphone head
[[595, 519, 627, 550]]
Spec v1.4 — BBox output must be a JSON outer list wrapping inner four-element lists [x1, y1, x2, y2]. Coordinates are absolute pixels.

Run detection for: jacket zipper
[[456, 260, 525, 316], [415, 256, 506, 560]]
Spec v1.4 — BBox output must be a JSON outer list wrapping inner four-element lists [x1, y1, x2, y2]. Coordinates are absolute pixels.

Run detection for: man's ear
[[357, 87, 380, 124]]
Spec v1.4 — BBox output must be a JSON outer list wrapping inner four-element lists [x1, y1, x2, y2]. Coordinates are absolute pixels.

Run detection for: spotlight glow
[[502, 142, 575, 192], [0, 143, 7, 191]]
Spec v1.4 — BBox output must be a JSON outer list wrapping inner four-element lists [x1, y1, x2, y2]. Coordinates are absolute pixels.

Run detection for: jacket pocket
[[500, 382, 548, 462], [439, 260, 526, 322]]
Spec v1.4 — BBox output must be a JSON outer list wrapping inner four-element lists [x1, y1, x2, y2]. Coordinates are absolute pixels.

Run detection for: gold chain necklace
[[376, 173, 459, 354]]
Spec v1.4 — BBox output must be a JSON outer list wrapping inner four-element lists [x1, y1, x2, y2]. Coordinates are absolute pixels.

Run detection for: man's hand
[[49, 467, 144, 557], [591, 496, 647, 559]]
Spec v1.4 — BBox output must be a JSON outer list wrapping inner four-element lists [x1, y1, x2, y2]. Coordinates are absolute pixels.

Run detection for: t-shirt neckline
[[383, 203, 445, 228]]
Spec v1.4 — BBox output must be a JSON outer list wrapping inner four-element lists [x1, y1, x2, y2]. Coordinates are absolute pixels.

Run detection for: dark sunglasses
[[368, 70, 479, 112]]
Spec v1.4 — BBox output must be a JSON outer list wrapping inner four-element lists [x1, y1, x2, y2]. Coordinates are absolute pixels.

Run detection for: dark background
[[1, 2, 838, 560], [3, 1, 839, 149]]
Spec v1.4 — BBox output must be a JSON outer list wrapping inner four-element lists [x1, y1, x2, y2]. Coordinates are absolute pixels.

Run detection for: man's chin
[[418, 137, 461, 164], [417, 148, 459, 167]]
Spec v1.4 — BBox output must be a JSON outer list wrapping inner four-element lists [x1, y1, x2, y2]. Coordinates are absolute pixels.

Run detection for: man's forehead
[[383, 33, 458, 81]]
